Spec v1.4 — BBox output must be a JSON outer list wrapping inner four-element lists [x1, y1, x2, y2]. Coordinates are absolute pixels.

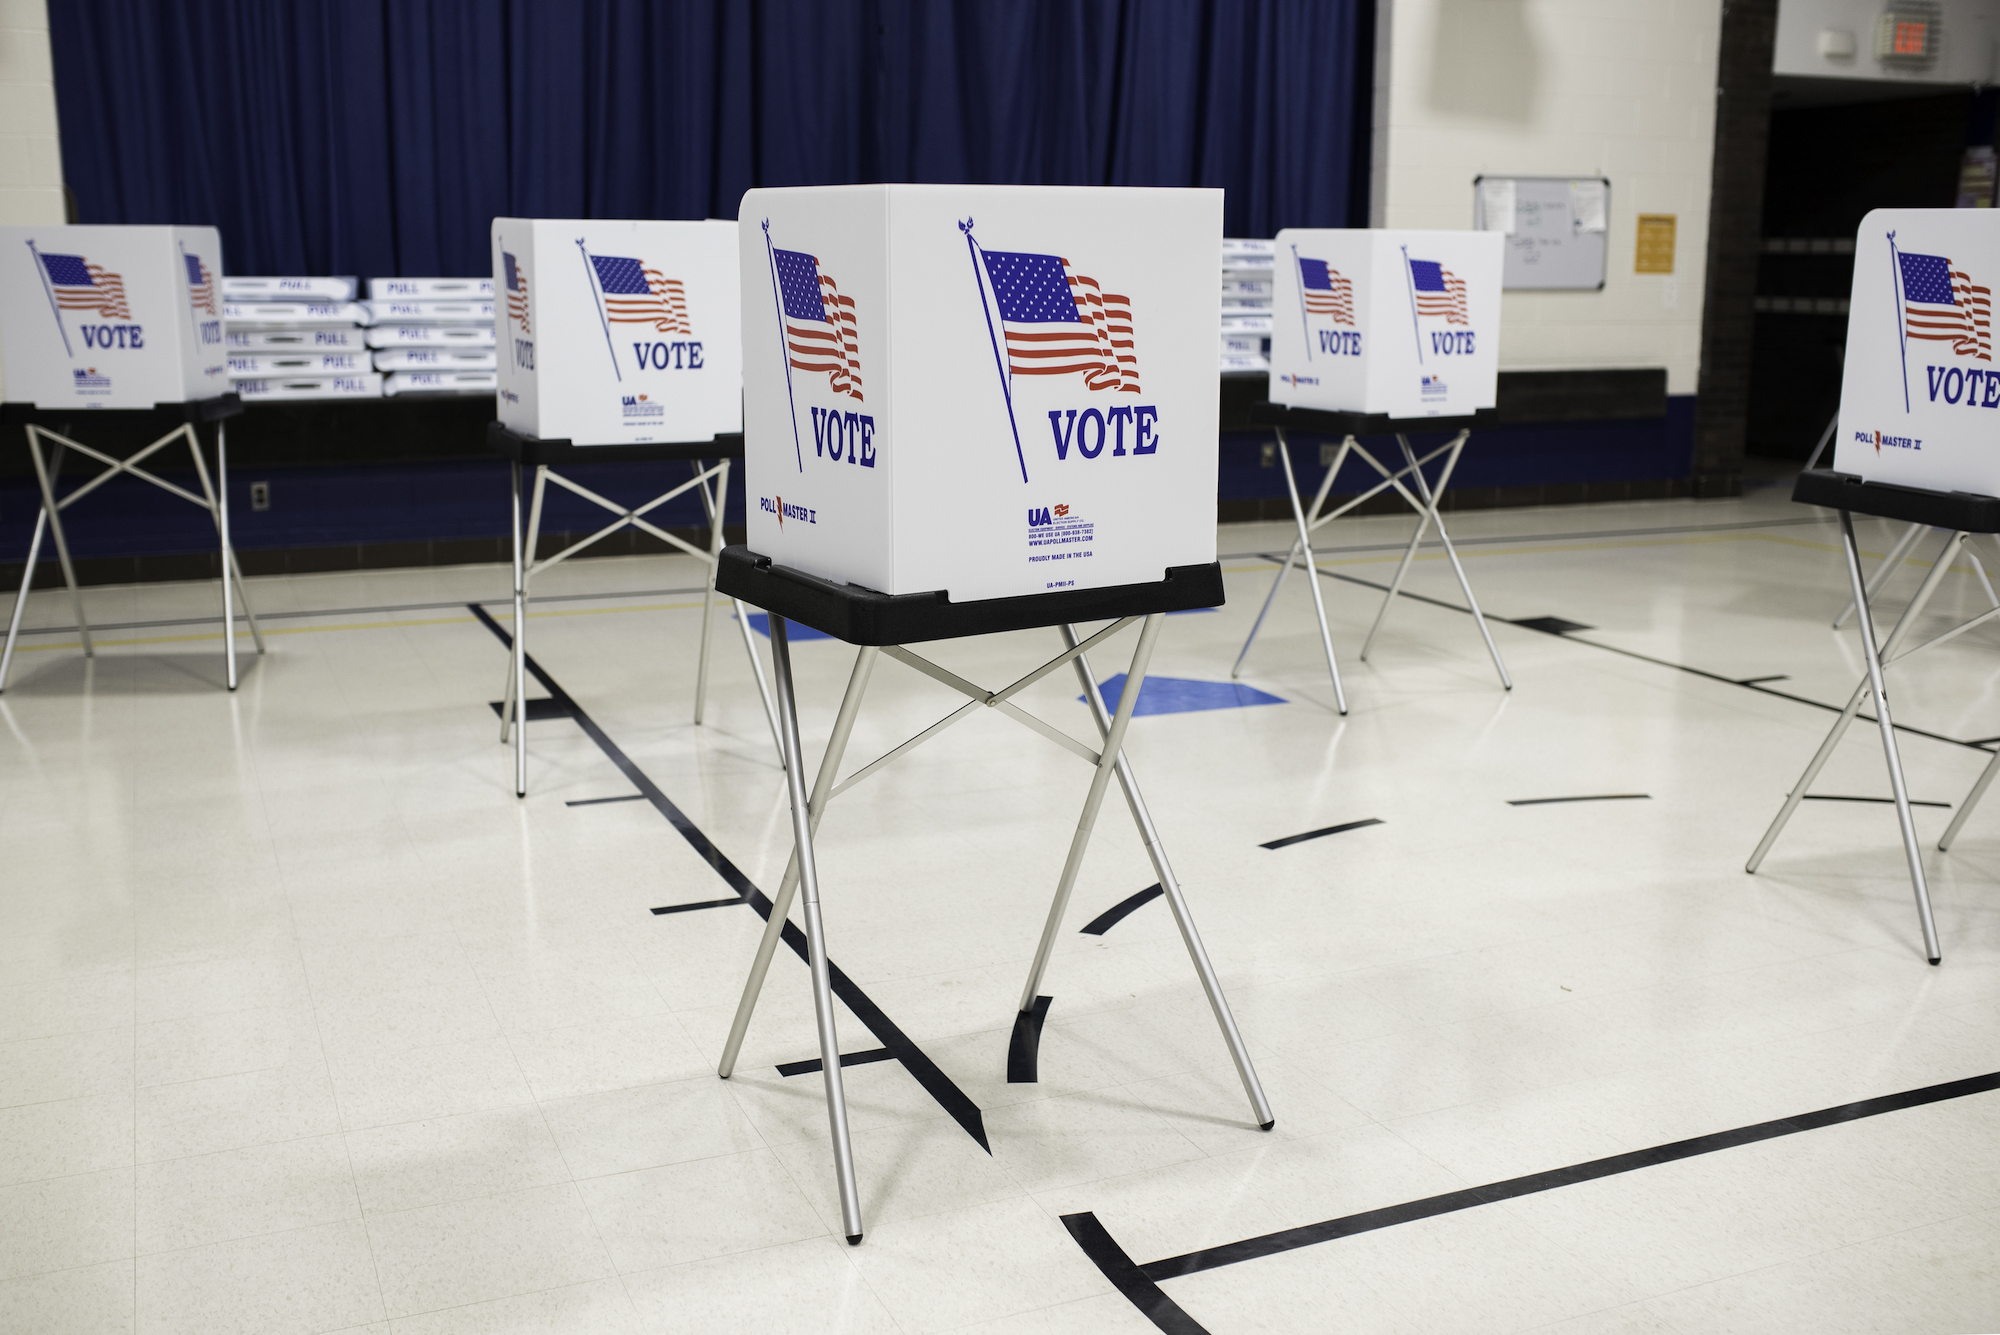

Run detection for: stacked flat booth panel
[[0, 225, 228, 407], [739, 184, 1222, 603], [492, 219, 741, 445], [1267, 229, 1502, 420]]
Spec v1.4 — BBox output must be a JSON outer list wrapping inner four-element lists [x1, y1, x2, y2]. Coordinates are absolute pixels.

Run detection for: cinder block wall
[[1372, 0, 1723, 396], [0, 0, 66, 400]]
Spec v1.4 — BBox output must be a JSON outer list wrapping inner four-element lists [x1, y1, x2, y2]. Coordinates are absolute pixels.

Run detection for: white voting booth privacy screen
[[0, 224, 229, 408], [1267, 229, 1502, 419], [492, 219, 741, 445], [1835, 209, 2000, 495], [740, 184, 1221, 603]]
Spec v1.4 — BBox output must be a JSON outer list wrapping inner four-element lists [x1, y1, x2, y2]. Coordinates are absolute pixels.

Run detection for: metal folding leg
[[1359, 433, 1512, 688], [1834, 521, 1924, 629], [1064, 623, 1274, 1128], [1015, 615, 1162, 1020], [765, 616, 864, 1242], [692, 460, 729, 724], [714, 613, 1273, 1239], [1233, 434, 1350, 695], [1746, 520, 1958, 962], [507, 463, 531, 796], [718, 646, 878, 1080], [3, 420, 261, 692], [23, 432, 90, 665], [185, 421, 265, 689], [498, 457, 780, 794], [1272, 431, 1346, 712]]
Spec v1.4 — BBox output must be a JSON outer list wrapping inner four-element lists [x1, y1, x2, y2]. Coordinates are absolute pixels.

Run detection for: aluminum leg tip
[[846, 1233, 863, 1246], [1929, 955, 1941, 966], [1259, 1119, 1275, 1132]]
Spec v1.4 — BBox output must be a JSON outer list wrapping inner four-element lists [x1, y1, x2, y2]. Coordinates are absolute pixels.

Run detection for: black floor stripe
[[467, 602, 991, 1152], [566, 793, 647, 807], [7, 583, 713, 638], [1075, 1068, 2000, 1332], [1507, 794, 1650, 807], [1061, 1213, 1210, 1334], [1260, 817, 1383, 850], [1802, 794, 1951, 808], [1079, 885, 1164, 935], [1128, 1069, 2000, 1289], [1313, 566, 1999, 755], [1509, 615, 1593, 636], [649, 897, 751, 915], [487, 698, 568, 722], [777, 1048, 897, 1078], [1737, 674, 1790, 685]]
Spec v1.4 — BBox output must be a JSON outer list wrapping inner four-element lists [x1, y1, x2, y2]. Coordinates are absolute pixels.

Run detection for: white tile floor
[[1, 477, 1997, 1333]]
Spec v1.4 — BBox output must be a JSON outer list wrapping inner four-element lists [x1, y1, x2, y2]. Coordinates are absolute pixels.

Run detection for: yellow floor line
[[11, 598, 710, 653], [1223, 529, 1987, 577], [16, 528, 1971, 654]]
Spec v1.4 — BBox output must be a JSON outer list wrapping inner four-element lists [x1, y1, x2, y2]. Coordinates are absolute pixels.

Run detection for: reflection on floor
[[1, 481, 1997, 1333]]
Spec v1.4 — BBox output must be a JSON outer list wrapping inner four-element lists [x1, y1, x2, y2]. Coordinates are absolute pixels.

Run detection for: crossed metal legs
[[1747, 516, 1955, 962], [499, 458, 782, 796], [1233, 428, 1510, 705], [2, 419, 263, 693], [716, 614, 1272, 1242]]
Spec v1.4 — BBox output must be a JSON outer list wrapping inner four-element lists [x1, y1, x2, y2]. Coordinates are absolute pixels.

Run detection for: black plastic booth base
[[1792, 467, 2000, 533], [715, 546, 1225, 647]]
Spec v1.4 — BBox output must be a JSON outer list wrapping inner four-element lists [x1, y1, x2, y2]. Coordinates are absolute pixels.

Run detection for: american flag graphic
[[772, 248, 862, 400], [1408, 258, 1469, 326], [979, 249, 1140, 393], [183, 253, 216, 315], [1298, 257, 1354, 325], [587, 253, 689, 334], [1898, 250, 1990, 360], [41, 252, 131, 319], [503, 251, 530, 334]]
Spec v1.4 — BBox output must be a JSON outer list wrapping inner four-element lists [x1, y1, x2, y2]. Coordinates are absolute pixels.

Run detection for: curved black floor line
[[469, 601, 990, 1152], [1007, 995, 1053, 1083], [1079, 885, 1164, 935], [1260, 817, 1383, 850], [1069, 1069, 2000, 1332]]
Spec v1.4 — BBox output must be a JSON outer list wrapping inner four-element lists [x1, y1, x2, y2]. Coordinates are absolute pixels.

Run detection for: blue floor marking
[[741, 612, 833, 642], [1089, 674, 1286, 717]]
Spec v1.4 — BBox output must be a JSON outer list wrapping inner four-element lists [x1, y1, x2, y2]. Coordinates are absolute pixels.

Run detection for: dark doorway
[[1747, 87, 1989, 460]]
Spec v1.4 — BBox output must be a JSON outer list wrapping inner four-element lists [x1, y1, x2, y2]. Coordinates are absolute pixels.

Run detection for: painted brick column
[[1693, 0, 1780, 497]]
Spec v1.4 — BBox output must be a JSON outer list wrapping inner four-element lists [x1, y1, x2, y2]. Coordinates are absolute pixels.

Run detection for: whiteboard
[[1472, 176, 1609, 291]]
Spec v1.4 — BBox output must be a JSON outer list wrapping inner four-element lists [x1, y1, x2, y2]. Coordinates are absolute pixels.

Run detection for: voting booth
[[0, 224, 228, 408], [0, 225, 262, 691], [1268, 228, 1501, 420], [719, 184, 1269, 1244], [740, 184, 1219, 603], [1233, 229, 1510, 709], [486, 219, 773, 795], [1750, 208, 2000, 963]]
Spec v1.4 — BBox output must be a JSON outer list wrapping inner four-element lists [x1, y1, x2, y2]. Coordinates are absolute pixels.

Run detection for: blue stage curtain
[[49, 0, 1370, 278]]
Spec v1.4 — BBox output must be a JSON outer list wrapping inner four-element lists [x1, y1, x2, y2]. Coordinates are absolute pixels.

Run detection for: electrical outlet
[[1321, 442, 1339, 466], [1260, 441, 1276, 468], [249, 481, 270, 512]]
